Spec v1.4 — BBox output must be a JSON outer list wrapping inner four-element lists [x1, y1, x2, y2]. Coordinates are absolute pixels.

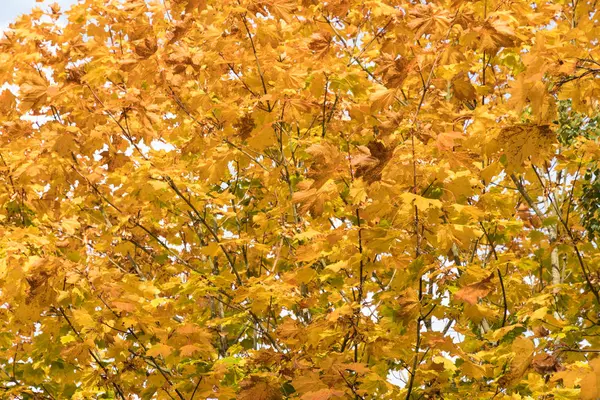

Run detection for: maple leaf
[[396, 288, 420, 321], [263, 0, 297, 22], [451, 71, 477, 107], [179, 344, 202, 357], [531, 353, 560, 375], [134, 37, 158, 59], [496, 124, 556, 171], [462, 13, 519, 52], [370, 85, 398, 111], [234, 113, 256, 140], [238, 375, 282, 400], [498, 337, 535, 387], [354, 140, 395, 183], [291, 371, 329, 395], [375, 54, 413, 88], [454, 273, 495, 305], [408, 4, 452, 38], [308, 32, 333, 58], [146, 344, 174, 358], [0, 90, 16, 116], [300, 388, 346, 400], [175, 0, 208, 14], [18, 73, 51, 111]]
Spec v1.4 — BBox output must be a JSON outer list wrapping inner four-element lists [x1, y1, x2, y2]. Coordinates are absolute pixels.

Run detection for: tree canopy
[[1, 0, 600, 398]]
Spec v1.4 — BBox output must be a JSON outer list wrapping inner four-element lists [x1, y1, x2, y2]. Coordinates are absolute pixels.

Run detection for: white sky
[[0, 0, 78, 31]]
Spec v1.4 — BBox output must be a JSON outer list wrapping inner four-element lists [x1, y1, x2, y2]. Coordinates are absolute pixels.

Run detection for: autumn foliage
[[1, 0, 600, 398]]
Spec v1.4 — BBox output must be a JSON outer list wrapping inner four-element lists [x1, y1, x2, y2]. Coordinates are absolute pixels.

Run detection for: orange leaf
[[455, 273, 495, 304]]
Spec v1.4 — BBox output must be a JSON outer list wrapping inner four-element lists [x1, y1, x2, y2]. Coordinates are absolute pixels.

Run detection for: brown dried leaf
[[532, 353, 560, 375]]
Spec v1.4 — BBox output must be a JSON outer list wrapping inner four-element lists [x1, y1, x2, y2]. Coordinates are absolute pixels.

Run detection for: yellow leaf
[[60, 334, 78, 344], [201, 242, 220, 257], [485, 324, 523, 342], [529, 306, 549, 321], [501, 337, 535, 385], [452, 72, 476, 103], [462, 360, 486, 379], [325, 260, 347, 272], [238, 376, 282, 400], [61, 217, 80, 235], [294, 229, 322, 241], [147, 344, 173, 358], [480, 161, 502, 182], [180, 344, 202, 357], [72, 309, 95, 329], [300, 389, 345, 400], [496, 124, 555, 172], [370, 86, 398, 111], [400, 193, 443, 210], [580, 358, 600, 400]]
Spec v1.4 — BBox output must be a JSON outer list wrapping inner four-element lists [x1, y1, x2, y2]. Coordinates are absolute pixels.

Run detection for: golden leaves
[[580, 359, 600, 400], [509, 74, 557, 123], [552, 358, 600, 400], [305, 143, 345, 185], [292, 179, 338, 216], [300, 388, 345, 400], [106, 153, 130, 172], [400, 193, 443, 211], [396, 288, 420, 321], [175, 0, 208, 14], [263, 0, 297, 23], [146, 343, 174, 358], [179, 344, 203, 357], [234, 113, 256, 140], [1, 0, 600, 398], [24, 256, 56, 303], [168, 17, 192, 44], [291, 372, 329, 397], [436, 131, 464, 151], [531, 353, 560, 375]]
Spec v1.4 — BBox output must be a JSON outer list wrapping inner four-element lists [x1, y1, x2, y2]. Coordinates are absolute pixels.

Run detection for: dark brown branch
[[321, 74, 329, 138], [225, 62, 259, 97], [240, 14, 271, 111], [558, 348, 600, 353], [338, 369, 365, 400], [190, 377, 203, 400], [405, 315, 422, 400], [497, 267, 508, 327]]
